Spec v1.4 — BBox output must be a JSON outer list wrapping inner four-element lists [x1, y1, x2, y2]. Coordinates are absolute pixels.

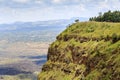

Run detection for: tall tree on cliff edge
[[89, 10, 120, 22]]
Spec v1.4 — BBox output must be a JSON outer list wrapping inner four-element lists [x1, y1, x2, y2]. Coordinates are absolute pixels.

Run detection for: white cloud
[[0, 5, 88, 24], [52, 0, 61, 3], [12, 0, 30, 3], [35, 0, 43, 4], [98, 1, 110, 9], [97, 0, 120, 10], [0, 0, 120, 24], [52, 0, 67, 4], [104, 0, 108, 3]]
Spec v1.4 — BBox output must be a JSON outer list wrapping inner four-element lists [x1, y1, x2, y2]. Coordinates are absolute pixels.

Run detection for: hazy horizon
[[0, 17, 88, 25]]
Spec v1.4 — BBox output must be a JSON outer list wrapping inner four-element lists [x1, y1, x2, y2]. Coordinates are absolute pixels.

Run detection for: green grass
[[38, 21, 120, 80], [58, 21, 120, 41]]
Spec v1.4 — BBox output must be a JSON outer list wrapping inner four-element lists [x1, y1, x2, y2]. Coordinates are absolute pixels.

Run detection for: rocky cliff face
[[38, 22, 120, 80]]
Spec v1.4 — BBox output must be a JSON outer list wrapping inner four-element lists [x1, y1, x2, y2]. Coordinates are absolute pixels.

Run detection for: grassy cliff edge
[[38, 21, 120, 80]]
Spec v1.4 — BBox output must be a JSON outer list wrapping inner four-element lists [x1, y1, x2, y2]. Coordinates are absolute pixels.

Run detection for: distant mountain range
[[0, 17, 88, 42], [0, 17, 88, 31]]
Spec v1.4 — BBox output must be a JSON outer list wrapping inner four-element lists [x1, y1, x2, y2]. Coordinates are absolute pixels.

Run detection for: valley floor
[[0, 41, 48, 80]]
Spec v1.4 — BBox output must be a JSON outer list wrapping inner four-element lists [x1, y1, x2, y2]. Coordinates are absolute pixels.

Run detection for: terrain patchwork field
[[0, 19, 72, 80]]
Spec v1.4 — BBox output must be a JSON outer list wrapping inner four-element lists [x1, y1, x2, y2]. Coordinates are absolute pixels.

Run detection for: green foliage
[[89, 10, 120, 22], [85, 70, 101, 80], [38, 22, 120, 80], [112, 33, 119, 43], [75, 19, 79, 23]]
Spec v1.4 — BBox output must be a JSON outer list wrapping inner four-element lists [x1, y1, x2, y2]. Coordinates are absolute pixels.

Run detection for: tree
[[75, 19, 79, 23], [89, 10, 120, 22]]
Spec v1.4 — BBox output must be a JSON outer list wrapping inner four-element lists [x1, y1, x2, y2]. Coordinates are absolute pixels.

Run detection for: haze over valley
[[0, 19, 78, 80]]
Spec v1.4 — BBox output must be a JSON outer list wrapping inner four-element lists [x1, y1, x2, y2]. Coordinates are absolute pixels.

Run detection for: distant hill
[[0, 18, 88, 42], [0, 17, 88, 31], [38, 21, 120, 80]]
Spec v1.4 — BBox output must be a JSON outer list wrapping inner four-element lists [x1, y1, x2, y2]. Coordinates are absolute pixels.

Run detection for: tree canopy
[[89, 10, 120, 22]]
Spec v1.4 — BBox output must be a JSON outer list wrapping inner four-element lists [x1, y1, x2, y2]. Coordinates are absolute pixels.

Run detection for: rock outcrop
[[38, 22, 120, 80]]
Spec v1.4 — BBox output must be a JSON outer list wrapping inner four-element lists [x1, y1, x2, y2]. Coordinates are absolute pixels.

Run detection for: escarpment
[[38, 22, 120, 80]]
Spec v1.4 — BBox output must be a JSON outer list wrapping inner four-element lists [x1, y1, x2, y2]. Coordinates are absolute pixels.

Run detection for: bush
[[112, 33, 118, 43]]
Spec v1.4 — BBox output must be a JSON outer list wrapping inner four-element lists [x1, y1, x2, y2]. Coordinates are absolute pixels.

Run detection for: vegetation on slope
[[38, 21, 120, 80], [89, 10, 120, 22]]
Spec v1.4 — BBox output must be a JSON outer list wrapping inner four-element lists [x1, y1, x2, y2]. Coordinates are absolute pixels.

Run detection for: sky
[[0, 0, 120, 24]]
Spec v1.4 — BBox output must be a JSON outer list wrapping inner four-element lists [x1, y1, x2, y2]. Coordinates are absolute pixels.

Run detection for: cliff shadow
[[0, 67, 32, 75]]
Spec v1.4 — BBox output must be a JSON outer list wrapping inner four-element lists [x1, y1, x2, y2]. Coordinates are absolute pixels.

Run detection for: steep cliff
[[38, 22, 120, 80]]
